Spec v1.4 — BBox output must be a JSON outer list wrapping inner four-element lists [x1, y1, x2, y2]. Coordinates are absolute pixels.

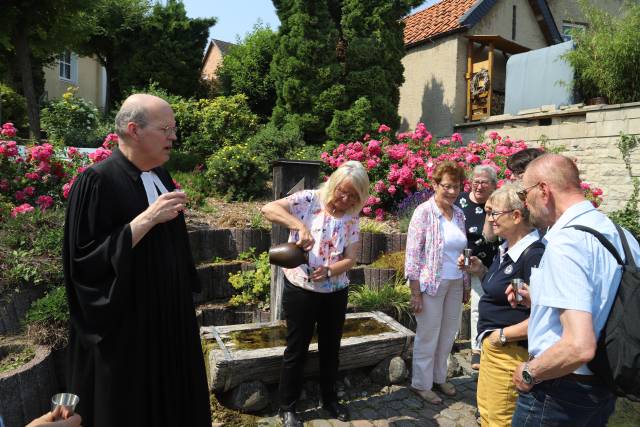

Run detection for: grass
[[348, 281, 412, 324], [370, 251, 405, 278], [608, 398, 640, 427], [0, 345, 35, 373], [359, 217, 394, 234]]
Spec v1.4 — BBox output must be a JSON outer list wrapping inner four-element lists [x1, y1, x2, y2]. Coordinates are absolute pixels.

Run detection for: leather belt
[[562, 373, 602, 383]]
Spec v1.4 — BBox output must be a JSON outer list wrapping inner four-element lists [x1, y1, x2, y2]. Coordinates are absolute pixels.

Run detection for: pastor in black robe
[[63, 149, 211, 427]]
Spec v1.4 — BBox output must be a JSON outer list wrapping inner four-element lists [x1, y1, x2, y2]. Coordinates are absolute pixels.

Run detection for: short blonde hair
[[487, 182, 530, 223], [319, 161, 370, 215]]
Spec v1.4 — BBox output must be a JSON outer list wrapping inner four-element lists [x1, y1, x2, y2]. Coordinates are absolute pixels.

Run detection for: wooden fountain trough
[[201, 311, 414, 392]]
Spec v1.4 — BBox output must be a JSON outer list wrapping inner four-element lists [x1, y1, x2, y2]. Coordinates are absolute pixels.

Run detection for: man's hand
[[145, 192, 187, 225], [506, 283, 531, 308], [26, 406, 82, 427], [513, 362, 534, 392]]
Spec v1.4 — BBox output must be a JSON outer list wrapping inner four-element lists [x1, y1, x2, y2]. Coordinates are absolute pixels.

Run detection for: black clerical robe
[[63, 149, 211, 427]]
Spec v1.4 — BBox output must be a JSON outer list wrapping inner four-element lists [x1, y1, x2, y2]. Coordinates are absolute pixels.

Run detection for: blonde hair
[[487, 182, 530, 223], [319, 161, 370, 215]]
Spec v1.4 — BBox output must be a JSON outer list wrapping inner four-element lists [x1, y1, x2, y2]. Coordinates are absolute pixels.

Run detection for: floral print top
[[283, 190, 360, 293], [405, 197, 470, 296]]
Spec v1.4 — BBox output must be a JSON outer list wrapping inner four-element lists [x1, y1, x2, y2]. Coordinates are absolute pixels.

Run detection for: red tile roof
[[404, 0, 478, 47]]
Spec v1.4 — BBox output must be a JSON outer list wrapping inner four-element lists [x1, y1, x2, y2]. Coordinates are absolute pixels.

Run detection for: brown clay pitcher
[[268, 242, 309, 268]]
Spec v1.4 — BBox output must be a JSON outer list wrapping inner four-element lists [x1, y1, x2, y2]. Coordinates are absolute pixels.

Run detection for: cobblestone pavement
[[256, 354, 479, 427]]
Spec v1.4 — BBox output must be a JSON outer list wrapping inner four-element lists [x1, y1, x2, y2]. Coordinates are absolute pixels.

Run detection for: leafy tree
[[118, 0, 215, 100], [271, 0, 346, 144], [76, 0, 214, 111], [270, 0, 423, 145], [564, 1, 640, 104], [216, 24, 278, 119], [0, 0, 88, 139], [73, 0, 150, 113]]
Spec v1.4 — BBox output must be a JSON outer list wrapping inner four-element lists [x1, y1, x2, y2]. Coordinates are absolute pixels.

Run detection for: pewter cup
[[51, 393, 79, 416], [463, 248, 473, 267], [512, 278, 524, 303]]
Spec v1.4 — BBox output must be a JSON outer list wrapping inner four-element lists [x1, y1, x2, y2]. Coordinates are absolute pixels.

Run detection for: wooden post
[[488, 43, 494, 117], [466, 40, 473, 121]]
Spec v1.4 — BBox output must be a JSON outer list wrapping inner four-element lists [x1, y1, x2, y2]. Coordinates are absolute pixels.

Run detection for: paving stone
[[449, 402, 465, 410], [307, 421, 332, 427], [438, 408, 460, 421], [329, 420, 350, 427], [434, 417, 457, 427], [405, 397, 423, 409], [388, 400, 406, 410], [361, 408, 380, 419], [458, 418, 480, 427], [351, 421, 375, 427]]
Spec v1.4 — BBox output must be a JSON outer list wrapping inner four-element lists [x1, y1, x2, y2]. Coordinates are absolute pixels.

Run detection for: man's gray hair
[[114, 102, 149, 138], [472, 165, 498, 184]]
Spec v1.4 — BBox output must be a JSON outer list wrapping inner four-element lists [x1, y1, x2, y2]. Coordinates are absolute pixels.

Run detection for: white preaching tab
[[140, 171, 168, 205]]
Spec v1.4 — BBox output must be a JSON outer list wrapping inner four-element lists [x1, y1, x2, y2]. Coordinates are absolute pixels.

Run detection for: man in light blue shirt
[[510, 154, 640, 426]]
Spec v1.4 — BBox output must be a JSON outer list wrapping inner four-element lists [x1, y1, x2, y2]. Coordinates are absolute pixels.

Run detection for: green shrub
[[360, 217, 392, 234], [286, 143, 324, 161], [564, 1, 640, 103], [326, 97, 376, 145], [171, 170, 210, 208], [0, 345, 35, 373], [0, 83, 28, 136], [174, 94, 260, 157], [247, 122, 303, 169], [165, 151, 203, 172], [228, 251, 270, 308], [370, 251, 405, 278], [205, 143, 268, 201], [0, 209, 64, 288], [348, 282, 412, 323], [41, 87, 102, 147], [25, 286, 69, 348]]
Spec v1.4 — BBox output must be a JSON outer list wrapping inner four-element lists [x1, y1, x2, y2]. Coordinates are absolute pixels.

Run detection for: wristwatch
[[522, 362, 536, 385], [499, 328, 507, 345]]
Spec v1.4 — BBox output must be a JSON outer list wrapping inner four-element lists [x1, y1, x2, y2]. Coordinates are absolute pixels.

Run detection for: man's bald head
[[115, 94, 171, 139], [524, 154, 582, 193]]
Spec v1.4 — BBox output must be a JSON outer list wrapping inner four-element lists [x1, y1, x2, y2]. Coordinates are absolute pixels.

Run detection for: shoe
[[281, 410, 302, 427], [434, 382, 456, 396], [471, 351, 481, 370], [323, 400, 350, 421], [410, 387, 443, 404]]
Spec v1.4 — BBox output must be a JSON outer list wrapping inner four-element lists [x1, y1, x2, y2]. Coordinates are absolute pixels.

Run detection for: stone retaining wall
[[455, 102, 640, 212]]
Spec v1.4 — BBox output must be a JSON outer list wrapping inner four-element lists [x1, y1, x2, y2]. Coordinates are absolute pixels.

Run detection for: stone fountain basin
[[201, 311, 414, 393]]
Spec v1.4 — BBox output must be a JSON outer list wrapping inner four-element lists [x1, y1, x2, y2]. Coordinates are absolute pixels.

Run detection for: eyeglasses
[[438, 183, 460, 192], [517, 182, 541, 201], [157, 125, 178, 137], [472, 179, 493, 187], [335, 187, 359, 202], [487, 210, 514, 220]]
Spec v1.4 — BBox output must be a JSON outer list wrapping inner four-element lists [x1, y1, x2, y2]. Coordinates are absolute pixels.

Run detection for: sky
[[180, 0, 441, 45]]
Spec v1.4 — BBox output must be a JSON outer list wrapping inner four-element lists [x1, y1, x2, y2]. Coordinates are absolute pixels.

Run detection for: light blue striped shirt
[[528, 201, 640, 374]]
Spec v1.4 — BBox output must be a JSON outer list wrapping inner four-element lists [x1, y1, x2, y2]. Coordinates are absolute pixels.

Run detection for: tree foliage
[[564, 1, 640, 104], [216, 24, 278, 119], [270, 0, 422, 145], [0, 0, 89, 139]]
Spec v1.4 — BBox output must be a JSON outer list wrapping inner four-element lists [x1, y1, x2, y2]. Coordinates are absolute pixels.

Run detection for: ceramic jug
[[269, 242, 309, 268]]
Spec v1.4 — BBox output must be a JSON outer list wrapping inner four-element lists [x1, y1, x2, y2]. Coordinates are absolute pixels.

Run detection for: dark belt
[[561, 373, 602, 384]]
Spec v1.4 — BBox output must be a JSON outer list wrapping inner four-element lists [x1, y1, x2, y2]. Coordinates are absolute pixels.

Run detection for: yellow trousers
[[477, 336, 529, 427]]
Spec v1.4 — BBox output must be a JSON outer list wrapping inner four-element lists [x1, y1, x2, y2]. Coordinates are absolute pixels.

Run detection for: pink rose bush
[[321, 122, 604, 219], [0, 122, 118, 220]]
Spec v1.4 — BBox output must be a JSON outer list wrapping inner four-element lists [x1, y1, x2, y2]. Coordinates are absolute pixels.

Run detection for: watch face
[[522, 369, 533, 385]]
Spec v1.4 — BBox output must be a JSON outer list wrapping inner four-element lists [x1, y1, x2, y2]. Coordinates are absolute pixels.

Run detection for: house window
[[58, 50, 77, 82], [562, 21, 587, 41]]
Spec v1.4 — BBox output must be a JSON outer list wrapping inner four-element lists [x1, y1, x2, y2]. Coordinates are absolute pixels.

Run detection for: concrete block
[[627, 118, 640, 135], [603, 109, 627, 121], [585, 111, 604, 123], [624, 106, 640, 120], [596, 120, 628, 137]]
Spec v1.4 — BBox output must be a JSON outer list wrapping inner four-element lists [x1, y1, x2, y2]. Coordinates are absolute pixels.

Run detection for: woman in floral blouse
[[405, 161, 470, 404], [261, 161, 369, 427]]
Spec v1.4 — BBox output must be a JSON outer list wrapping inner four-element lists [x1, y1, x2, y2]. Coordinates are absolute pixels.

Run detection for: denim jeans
[[512, 377, 616, 427]]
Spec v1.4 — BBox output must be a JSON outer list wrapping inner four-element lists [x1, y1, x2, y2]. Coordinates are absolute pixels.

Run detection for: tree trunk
[[12, 26, 41, 141]]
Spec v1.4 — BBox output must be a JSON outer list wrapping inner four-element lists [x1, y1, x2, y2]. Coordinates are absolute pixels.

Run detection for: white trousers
[[470, 275, 484, 351], [411, 278, 464, 391]]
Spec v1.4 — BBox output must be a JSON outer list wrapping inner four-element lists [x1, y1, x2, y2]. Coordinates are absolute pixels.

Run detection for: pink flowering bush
[[0, 122, 117, 220], [321, 123, 604, 219]]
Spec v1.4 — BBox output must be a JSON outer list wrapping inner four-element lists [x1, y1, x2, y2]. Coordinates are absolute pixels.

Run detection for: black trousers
[[279, 278, 349, 411]]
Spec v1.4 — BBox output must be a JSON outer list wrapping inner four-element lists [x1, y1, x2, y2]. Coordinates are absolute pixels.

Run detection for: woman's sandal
[[471, 351, 481, 370], [410, 387, 443, 404]]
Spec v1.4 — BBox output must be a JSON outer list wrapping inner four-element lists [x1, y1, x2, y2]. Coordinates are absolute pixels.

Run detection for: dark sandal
[[471, 352, 481, 370]]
